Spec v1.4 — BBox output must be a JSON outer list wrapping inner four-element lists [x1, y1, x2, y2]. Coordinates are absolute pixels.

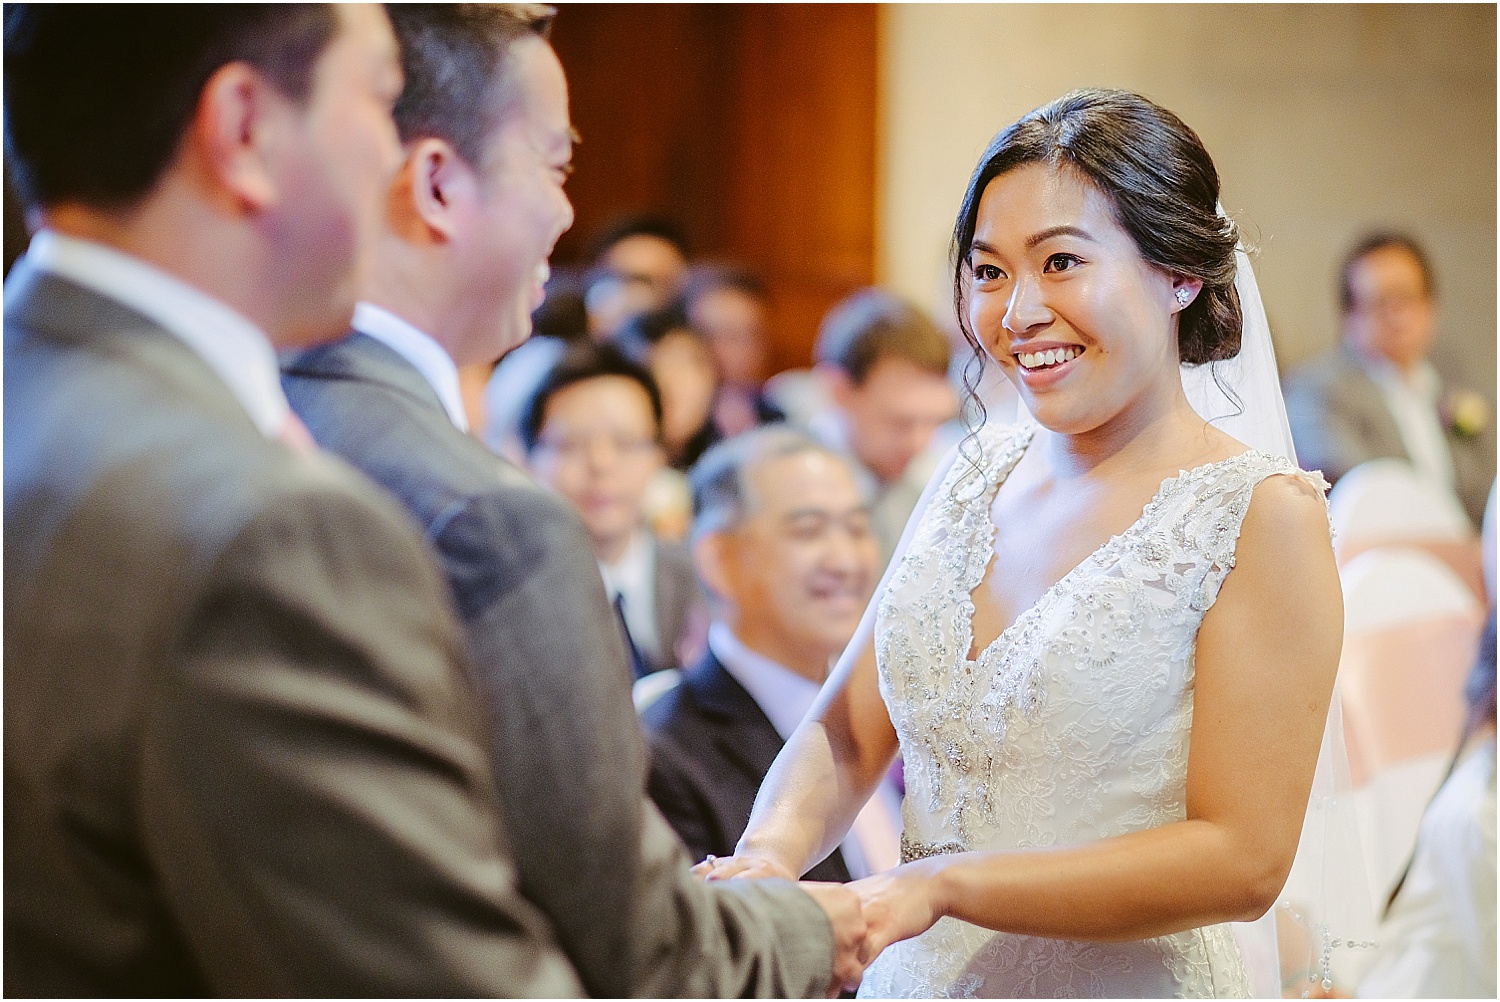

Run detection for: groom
[[281, 6, 865, 997]]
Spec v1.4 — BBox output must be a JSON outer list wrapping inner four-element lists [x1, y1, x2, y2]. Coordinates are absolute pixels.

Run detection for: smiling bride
[[697, 89, 1345, 998]]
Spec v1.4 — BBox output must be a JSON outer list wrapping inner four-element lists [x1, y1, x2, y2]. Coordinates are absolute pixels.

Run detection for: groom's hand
[[798, 881, 868, 997]]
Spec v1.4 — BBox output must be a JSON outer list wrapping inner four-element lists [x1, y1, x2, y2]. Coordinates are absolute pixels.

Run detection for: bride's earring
[[1175, 288, 1192, 307]]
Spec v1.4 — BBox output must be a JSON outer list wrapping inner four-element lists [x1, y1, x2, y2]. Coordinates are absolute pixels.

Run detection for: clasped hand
[[693, 854, 944, 996]]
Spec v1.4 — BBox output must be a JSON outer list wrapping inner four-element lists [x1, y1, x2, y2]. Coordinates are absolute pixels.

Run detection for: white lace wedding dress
[[859, 419, 1331, 999]]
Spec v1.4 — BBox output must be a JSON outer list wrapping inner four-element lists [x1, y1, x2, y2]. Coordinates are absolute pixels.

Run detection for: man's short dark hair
[[589, 214, 690, 265], [4, 5, 338, 210], [609, 302, 695, 366], [814, 287, 952, 385], [387, 4, 556, 167], [520, 341, 663, 452], [682, 263, 768, 309], [1339, 232, 1436, 313]]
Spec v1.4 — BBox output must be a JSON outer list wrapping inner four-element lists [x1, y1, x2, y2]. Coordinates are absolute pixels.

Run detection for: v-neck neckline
[[960, 423, 1256, 665]]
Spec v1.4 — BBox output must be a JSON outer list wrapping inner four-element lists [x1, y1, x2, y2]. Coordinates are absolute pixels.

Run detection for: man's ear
[[401, 137, 469, 242], [191, 62, 284, 214], [690, 531, 735, 606], [814, 360, 856, 411]]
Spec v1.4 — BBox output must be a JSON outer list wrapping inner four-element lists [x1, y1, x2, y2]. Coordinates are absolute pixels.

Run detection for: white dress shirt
[[598, 530, 661, 663], [709, 622, 903, 877], [351, 302, 469, 432], [23, 231, 289, 437], [1367, 356, 1455, 490]]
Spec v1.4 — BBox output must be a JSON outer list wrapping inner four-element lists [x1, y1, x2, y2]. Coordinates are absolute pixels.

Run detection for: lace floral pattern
[[861, 421, 1330, 999]]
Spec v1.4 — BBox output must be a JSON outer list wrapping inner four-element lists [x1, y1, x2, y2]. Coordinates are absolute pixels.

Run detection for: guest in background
[[585, 214, 691, 339], [4, 5, 581, 995], [483, 267, 590, 461], [1359, 610, 1496, 999], [522, 343, 703, 677], [682, 263, 785, 435], [615, 303, 722, 471], [810, 288, 959, 568], [642, 426, 901, 881], [1284, 233, 1494, 526], [280, 7, 856, 997]]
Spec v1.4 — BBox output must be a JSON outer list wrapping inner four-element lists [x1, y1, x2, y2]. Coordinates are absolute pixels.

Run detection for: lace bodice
[[860, 421, 1330, 999]]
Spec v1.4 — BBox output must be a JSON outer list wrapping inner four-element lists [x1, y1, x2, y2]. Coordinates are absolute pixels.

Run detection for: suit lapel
[[650, 540, 693, 670], [683, 654, 785, 782]]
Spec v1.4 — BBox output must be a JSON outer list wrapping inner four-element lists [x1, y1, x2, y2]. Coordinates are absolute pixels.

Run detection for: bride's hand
[[690, 853, 797, 882], [850, 861, 946, 964]]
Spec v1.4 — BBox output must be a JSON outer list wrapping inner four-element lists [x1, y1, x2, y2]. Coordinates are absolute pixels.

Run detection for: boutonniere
[[1440, 388, 1490, 439]]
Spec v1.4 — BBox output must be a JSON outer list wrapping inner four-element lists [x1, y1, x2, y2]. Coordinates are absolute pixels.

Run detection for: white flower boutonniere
[[1441, 389, 1490, 439]]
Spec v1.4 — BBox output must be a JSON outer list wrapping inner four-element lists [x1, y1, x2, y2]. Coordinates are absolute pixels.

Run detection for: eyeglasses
[[534, 433, 661, 461]]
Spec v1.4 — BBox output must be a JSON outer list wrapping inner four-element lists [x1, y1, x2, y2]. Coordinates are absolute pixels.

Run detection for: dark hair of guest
[[1338, 232, 1436, 314], [520, 341, 664, 452], [682, 263, 768, 308], [815, 287, 951, 384], [387, 4, 556, 168], [4, 4, 337, 209], [589, 214, 691, 264], [610, 302, 697, 366], [951, 88, 1242, 372]]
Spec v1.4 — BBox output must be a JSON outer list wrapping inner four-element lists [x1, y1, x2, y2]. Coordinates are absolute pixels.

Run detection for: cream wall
[[876, 3, 1496, 408]]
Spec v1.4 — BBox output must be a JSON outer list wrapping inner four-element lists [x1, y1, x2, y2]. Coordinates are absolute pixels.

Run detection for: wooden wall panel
[[548, 3, 878, 372]]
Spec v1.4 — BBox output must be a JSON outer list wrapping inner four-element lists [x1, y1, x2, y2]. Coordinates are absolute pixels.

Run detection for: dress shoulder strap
[[1153, 451, 1332, 612]]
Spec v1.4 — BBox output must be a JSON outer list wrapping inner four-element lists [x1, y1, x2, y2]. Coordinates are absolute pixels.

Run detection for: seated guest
[[1359, 611, 1496, 999], [810, 288, 959, 568], [585, 214, 690, 339], [1284, 233, 1493, 527], [4, 5, 579, 995], [642, 427, 902, 882], [615, 303, 722, 471], [682, 264, 785, 435], [522, 343, 703, 676]]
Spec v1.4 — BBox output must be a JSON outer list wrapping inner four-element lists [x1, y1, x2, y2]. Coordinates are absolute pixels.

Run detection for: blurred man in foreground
[[281, 6, 862, 996], [3, 5, 579, 995]]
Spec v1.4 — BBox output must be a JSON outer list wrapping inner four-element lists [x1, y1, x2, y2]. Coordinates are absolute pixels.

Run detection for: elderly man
[[4, 5, 579, 995], [642, 427, 903, 883], [281, 7, 862, 997], [1284, 233, 1494, 526]]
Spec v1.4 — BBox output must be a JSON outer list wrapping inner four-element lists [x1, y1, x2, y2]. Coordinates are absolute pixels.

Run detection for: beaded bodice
[[861, 421, 1329, 998]]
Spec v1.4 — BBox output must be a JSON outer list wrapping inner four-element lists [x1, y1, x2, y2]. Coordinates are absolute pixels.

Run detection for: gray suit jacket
[[3, 267, 581, 997], [650, 536, 700, 673], [283, 332, 835, 999], [1284, 344, 1494, 527]]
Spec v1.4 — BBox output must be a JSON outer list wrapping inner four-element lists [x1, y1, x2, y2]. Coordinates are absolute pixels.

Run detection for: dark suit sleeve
[[139, 468, 582, 997], [646, 734, 726, 865], [434, 487, 835, 999]]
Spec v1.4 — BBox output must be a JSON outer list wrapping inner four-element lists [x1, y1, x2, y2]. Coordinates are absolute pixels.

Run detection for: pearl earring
[[1176, 288, 1192, 307]]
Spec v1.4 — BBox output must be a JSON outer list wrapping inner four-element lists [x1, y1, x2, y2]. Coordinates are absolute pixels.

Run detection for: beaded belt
[[900, 834, 967, 864]]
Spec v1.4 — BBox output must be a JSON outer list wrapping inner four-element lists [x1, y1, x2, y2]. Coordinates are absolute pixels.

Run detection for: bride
[[698, 89, 1344, 997]]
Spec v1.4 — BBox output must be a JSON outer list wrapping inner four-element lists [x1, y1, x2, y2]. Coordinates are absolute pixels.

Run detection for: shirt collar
[[24, 230, 289, 437], [598, 530, 653, 598], [351, 302, 469, 432], [708, 622, 822, 741], [1362, 351, 1442, 402]]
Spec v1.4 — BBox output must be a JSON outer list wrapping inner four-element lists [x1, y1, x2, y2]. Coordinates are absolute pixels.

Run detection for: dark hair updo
[[952, 89, 1242, 370]]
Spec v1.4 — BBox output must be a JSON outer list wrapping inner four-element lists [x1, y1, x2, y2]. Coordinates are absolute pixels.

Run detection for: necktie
[[613, 592, 650, 679]]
